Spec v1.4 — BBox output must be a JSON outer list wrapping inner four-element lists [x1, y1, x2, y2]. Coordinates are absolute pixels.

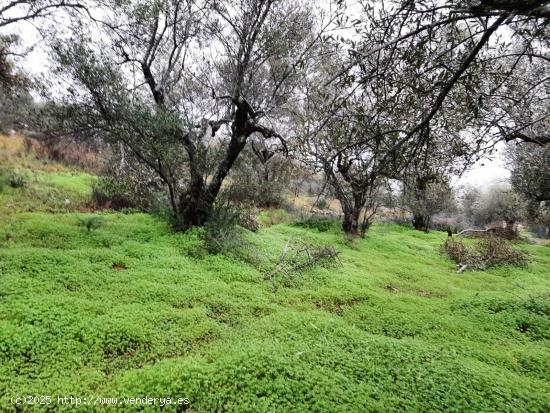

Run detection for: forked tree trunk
[[342, 209, 372, 238], [341, 191, 371, 238], [175, 123, 249, 231]]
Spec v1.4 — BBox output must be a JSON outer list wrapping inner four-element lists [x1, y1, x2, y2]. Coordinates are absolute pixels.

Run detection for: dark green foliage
[[225, 170, 286, 208], [293, 215, 339, 232], [91, 174, 160, 211], [77, 215, 105, 232], [91, 177, 135, 209]]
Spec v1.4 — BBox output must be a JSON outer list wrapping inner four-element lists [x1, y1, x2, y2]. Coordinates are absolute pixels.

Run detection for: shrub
[[226, 147, 295, 208], [77, 216, 105, 232], [293, 215, 338, 232], [90, 146, 167, 212], [400, 178, 457, 232], [91, 177, 142, 210], [0, 169, 29, 190], [225, 176, 286, 208], [442, 236, 529, 271], [200, 205, 260, 265], [3, 170, 28, 188], [238, 211, 260, 232]]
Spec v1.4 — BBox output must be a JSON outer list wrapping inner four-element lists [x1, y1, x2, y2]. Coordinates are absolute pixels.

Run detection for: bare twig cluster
[[264, 240, 341, 282]]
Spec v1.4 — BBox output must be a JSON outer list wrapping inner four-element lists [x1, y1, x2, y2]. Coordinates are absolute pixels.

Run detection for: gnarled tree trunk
[[175, 97, 276, 231]]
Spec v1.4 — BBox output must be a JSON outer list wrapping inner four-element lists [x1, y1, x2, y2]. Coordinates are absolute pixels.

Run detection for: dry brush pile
[[442, 236, 529, 272]]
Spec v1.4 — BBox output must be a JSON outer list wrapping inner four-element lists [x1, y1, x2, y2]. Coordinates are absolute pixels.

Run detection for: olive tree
[[507, 142, 550, 235], [334, 0, 550, 149], [295, 38, 404, 237], [295, 0, 493, 237], [507, 143, 550, 205], [46, 0, 327, 230], [0, 0, 89, 28], [400, 175, 456, 232], [472, 184, 526, 232], [0, 34, 34, 131]]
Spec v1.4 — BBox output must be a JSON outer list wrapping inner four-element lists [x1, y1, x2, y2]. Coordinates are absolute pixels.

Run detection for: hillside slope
[[1, 140, 550, 412]]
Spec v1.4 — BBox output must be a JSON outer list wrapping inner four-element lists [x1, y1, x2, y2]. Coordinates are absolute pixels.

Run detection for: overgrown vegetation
[[0, 155, 548, 413], [91, 177, 143, 211], [1, 0, 550, 410], [1, 159, 550, 411], [293, 215, 339, 232], [442, 236, 530, 271], [1, 204, 549, 412], [0, 168, 28, 189]]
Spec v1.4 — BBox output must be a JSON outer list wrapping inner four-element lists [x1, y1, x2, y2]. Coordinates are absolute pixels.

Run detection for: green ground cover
[[0, 162, 549, 412]]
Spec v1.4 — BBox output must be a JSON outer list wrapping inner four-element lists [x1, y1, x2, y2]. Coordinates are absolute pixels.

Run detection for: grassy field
[[1, 140, 550, 412]]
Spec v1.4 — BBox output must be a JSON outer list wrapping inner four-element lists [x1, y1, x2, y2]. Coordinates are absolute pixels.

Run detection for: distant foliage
[[401, 177, 457, 232], [227, 148, 296, 208], [461, 184, 526, 229], [528, 207, 550, 239], [91, 177, 142, 210], [314, 197, 329, 210], [442, 237, 529, 271], [430, 215, 463, 234], [507, 143, 550, 238], [508, 143, 550, 207], [258, 208, 295, 227], [25, 134, 103, 172]]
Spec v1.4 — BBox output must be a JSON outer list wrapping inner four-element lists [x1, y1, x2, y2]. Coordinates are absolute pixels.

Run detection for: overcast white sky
[[454, 144, 510, 188]]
